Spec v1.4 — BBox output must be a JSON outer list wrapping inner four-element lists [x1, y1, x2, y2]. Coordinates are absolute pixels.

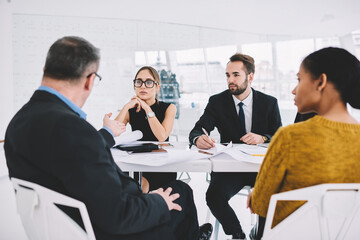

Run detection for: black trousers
[[206, 172, 257, 235], [144, 172, 178, 191], [128, 172, 177, 191], [70, 180, 199, 240], [165, 180, 200, 240], [104, 180, 200, 240]]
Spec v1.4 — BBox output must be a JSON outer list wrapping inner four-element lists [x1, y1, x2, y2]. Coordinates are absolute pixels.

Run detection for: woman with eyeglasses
[[115, 66, 177, 192]]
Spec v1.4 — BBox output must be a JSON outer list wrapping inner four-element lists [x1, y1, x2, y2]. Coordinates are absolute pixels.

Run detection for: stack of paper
[[195, 142, 233, 159], [113, 130, 143, 146], [223, 144, 268, 164], [111, 148, 203, 166]]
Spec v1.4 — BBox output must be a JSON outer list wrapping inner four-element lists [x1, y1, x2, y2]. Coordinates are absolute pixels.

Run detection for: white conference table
[[113, 142, 212, 173], [112, 142, 264, 173], [211, 154, 262, 172]]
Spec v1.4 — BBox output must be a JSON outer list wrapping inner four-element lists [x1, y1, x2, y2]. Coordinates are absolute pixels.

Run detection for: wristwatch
[[262, 135, 268, 143], [147, 112, 155, 118]]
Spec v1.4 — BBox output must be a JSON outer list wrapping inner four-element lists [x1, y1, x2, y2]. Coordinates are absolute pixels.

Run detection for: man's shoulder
[[14, 91, 89, 132], [252, 88, 278, 102], [209, 90, 231, 101], [42, 104, 99, 145], [39, 97, 82, 123], [36, 90, 85, 119]]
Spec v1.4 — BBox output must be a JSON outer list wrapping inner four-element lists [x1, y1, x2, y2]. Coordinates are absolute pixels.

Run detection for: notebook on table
[[113, 143, 162, 153]]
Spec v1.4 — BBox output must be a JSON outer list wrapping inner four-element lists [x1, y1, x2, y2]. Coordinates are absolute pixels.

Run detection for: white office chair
[[11, 178, 96, 240], [262, 183, 360, 240]]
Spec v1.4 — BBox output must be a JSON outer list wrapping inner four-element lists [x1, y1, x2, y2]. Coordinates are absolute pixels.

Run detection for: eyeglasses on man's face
[[87, 72, 102, 86], [133, 79, 158, 88]]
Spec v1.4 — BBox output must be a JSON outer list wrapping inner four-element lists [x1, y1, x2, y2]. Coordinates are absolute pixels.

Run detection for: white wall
[[9, 14, 249, 129], [0, 0, 14, 139], [0, 3, 26, 238], [0, 142, 28, 240], [11, 0, 360, 38]]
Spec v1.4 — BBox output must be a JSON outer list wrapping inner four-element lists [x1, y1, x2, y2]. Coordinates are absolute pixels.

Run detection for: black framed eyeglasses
[[133, 79, 158, 88], [87, 72, 102, 86]]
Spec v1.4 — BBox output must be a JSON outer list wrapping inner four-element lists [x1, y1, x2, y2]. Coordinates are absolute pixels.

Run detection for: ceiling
[[12, 0, 360, 40]]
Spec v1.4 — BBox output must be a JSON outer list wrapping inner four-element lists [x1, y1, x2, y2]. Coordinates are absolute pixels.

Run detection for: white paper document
[[222, 144, 267, 164], [235, 144, 268, 155], [195, 142, 233, 159], [113, 130, 143, 146], [111, 148, 204, 166]]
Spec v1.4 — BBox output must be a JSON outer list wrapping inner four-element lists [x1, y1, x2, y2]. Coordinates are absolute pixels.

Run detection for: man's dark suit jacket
[[189, 88, 282, 144], [4, 90, 172, 240]]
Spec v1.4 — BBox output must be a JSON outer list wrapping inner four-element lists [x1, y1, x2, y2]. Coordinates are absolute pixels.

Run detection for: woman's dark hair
[[302, 47, 360, 109], [44, 36, 100, 82], [134, 66, 160, 103], [135, 66, 160, 85]]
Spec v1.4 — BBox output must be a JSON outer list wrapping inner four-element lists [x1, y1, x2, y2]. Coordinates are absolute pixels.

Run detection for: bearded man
[[189, 53, 281, 239]]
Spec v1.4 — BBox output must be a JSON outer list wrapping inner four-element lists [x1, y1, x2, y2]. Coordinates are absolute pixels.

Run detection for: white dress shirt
[[232, 90, 253, 134]]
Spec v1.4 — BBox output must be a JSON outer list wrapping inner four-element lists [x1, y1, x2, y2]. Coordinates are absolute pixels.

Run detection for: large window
[[134, 33, 360, 129], [206, 45, 237, 94], [135, 51, 167, 69], [174, 46, 237, 109], [242, 42, 274, 96], [173, 48, 208, 109]]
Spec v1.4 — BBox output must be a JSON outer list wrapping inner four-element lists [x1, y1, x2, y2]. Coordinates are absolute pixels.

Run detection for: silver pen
[[202, 127, 212, 141]]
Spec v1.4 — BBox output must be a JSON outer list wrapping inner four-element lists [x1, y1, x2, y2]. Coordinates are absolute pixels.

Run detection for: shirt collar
[[38, 85, 87, 119], [232, 88, 253, 107]]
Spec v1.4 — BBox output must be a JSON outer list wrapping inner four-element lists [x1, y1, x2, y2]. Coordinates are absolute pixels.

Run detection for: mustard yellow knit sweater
[[251, 115, 360, 226]]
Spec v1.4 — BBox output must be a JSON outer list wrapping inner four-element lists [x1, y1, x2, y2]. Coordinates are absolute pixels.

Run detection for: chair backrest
[[11, 178, 96, 240], [262, 183, 360, 240]]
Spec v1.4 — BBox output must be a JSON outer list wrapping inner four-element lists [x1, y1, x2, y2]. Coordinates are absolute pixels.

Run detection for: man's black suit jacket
[[189, 88, 282, 144], [4, 90, 172, 240]]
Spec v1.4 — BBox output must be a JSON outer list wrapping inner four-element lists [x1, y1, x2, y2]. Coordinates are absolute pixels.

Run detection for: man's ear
[[84, 73, 94, 91], [248, 72, 254, 83], [317, 73, 327, 92]]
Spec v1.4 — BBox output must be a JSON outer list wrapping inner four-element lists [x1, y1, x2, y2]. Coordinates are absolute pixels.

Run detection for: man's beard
[[228, 77, 248, 96]]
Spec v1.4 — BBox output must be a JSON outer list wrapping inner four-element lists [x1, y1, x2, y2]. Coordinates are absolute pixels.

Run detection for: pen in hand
[[202, 127, 211, 141], [200, 127, 215, 149]]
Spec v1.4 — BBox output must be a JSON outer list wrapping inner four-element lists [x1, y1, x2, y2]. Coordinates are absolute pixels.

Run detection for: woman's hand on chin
[[126, 97, 142, 112], [131, 96, 151, 113]]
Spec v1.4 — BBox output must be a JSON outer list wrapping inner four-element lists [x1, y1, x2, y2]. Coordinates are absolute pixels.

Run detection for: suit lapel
[[251, 88, 259, 132]]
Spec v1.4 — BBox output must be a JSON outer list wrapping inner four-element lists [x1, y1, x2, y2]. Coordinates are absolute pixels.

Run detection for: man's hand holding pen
[[195, 128, 215, 149]]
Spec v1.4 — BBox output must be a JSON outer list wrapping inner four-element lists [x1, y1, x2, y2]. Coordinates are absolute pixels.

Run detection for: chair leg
[[251, 214, 257, 226], [206, 172, 211, 183], [214, 219, 219, 240], [205, 208, 211, 223], [177, 172, 191, 183]]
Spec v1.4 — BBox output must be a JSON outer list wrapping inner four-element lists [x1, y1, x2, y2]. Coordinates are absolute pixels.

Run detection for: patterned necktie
[[238, 102, 246, 137]]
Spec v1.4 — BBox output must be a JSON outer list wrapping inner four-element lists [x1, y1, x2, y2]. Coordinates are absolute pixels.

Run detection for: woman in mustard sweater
[[247, 47, 360, 239]]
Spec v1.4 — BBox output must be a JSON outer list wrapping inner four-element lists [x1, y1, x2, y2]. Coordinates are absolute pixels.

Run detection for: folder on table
[[114, 143, 160, 153]]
